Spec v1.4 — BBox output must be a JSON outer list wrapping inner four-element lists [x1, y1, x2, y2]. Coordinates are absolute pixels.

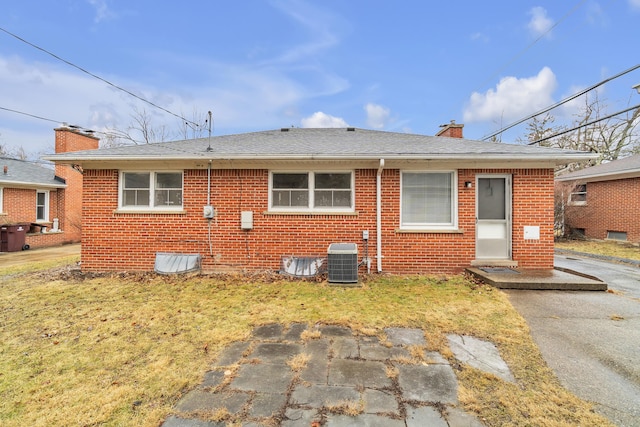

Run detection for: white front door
[[476, 175, 511, 260]]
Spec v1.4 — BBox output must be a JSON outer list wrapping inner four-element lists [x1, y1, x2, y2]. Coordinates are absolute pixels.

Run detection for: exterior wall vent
[[327, 243, 358, 283]]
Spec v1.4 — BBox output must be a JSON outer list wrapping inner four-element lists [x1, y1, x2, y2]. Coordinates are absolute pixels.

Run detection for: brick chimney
[[53, 125, 100, 242], [55, 124, 100, 154], [436, 120, 464, 138]]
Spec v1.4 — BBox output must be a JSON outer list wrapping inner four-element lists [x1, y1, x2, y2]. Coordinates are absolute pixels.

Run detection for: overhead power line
[[528, 103, 640, 145], [0, 105, 148, 144], [482, 63, 640, 141], [0, 106, 61, 124], [0, 26, 200, 128]]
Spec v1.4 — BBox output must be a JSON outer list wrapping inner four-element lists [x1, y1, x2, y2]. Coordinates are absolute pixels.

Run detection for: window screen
[[402, 172, 453, 226]]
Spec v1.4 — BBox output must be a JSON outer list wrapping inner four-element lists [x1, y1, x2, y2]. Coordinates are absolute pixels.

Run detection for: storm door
[[476, 175, 511, 260]]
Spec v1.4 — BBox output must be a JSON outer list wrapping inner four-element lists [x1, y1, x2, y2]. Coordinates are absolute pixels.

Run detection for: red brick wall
[[2, 187, 61, 225], [564, 177, 640, 243], [80, 167, 555, 273], [1, 187, 74, 249]]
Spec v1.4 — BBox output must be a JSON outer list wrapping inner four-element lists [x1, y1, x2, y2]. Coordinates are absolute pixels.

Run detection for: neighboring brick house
[[556, 154, 640, 243], [0, 127, 98, 250], [45, 125, 594, 274]]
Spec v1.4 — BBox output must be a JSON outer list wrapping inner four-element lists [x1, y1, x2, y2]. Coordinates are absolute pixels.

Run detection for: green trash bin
[[0, 224, 29, 252]]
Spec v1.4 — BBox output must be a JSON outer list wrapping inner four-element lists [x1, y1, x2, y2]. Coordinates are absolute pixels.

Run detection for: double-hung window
[[401, 171, 457, 229], [270, 172, 353, 211], [569, 184, 587, 205], [120, 171, 183, 210], [36, 190, 49, 222]]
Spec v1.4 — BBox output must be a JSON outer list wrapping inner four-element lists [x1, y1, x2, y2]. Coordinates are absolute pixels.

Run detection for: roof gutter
[[556, 168, 640, 182], [43, 153, 598, 164], [377, 159, 385, 273], [0, 180, 66, 189]]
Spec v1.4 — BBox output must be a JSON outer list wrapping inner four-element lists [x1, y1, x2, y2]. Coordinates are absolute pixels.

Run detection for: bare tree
[[177, 108, 210, 140], [103, 107, 211, 148], [104, 107, 172, 146], [525, 93, 640, 165], [517, 112, 562, 147], [0, 142, 36, 161]]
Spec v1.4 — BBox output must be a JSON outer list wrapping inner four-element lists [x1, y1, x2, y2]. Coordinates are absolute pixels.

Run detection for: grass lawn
[[555, 238, 640, 261], [0, 257, 612, 427]]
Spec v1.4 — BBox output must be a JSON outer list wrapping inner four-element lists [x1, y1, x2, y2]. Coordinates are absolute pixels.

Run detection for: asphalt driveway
[[506, 253, 640, 427]]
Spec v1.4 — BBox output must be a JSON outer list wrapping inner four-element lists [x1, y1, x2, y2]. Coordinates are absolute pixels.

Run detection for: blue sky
[[1, 0, 640, 156]]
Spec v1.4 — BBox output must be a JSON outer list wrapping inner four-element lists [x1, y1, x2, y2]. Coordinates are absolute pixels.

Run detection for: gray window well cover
[[154, 253, 201, 274]]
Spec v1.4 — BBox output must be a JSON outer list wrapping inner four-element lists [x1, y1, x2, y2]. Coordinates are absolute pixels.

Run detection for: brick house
[[0, 127, 98, 250], [556, 154, 640, 243], [45, 125, 593, 274]]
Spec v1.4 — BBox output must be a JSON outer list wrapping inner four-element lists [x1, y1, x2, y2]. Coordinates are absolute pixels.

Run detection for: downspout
[[376, 159, 385, 272], [207, 160, 213, 257]]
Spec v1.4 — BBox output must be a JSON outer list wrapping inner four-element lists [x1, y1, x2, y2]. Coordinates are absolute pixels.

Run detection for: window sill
[[264, 210, 359, 216], [114, 209, 187, 215], [568, 202, 587, 206], [396, 228, 464, 234]]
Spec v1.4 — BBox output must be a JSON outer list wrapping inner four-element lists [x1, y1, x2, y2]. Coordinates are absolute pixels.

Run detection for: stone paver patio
[[162, 324, 495, 426]]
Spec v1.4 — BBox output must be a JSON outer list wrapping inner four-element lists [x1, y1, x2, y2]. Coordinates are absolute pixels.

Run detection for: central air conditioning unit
[[327, 243, 358, 284]]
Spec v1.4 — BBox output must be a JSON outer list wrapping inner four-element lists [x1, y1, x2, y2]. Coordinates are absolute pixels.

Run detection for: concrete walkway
[[162, 324, 490, 427], [466, 266, 607, 290], [0, 243, 80, 268]]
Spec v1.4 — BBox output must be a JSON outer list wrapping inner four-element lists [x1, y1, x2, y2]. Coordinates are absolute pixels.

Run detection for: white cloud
[[364, 103, 390, 129], [268, 0, 344, 65], [463, 67, 557, 123], [87, 0, 116, 23], [470, 32, 490, 43], [301, 112, 348, 128], [0, 52, 310, 152], [527, 6, 554, 38], [630, 0, 640, 10]]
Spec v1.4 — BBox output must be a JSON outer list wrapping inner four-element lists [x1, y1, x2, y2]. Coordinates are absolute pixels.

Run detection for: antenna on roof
[[206, 111, 213, 151]]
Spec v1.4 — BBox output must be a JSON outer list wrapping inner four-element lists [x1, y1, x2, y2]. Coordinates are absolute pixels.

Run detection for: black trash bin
[[0, 224, 29, 252]]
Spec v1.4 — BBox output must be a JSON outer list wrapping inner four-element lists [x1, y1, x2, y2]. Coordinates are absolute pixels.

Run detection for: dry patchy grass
[[0, 261, 612, 427], [556, 239, 640, 261]]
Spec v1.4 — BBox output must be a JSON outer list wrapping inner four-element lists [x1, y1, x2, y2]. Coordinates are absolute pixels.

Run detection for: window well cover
[[154, 253, 201, 274]]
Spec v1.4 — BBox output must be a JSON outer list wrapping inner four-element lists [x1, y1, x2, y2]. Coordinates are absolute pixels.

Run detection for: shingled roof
[[0, 157, 66, 188], [556, 154, 640, 182], [44, 127, 595, 164]]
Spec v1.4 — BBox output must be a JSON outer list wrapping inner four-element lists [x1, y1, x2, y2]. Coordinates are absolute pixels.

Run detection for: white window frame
[[268, 171, 355, 212], [0, 187, 3, 213], [36, 190, 50, 222], [400, 170, 458, 230], [118, 171, 184, 211], [568, 183, 587, 206]]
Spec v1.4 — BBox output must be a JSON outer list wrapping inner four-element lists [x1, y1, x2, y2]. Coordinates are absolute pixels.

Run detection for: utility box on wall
[[241, 211, 253, 230], [327, 243, 358, 284]]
